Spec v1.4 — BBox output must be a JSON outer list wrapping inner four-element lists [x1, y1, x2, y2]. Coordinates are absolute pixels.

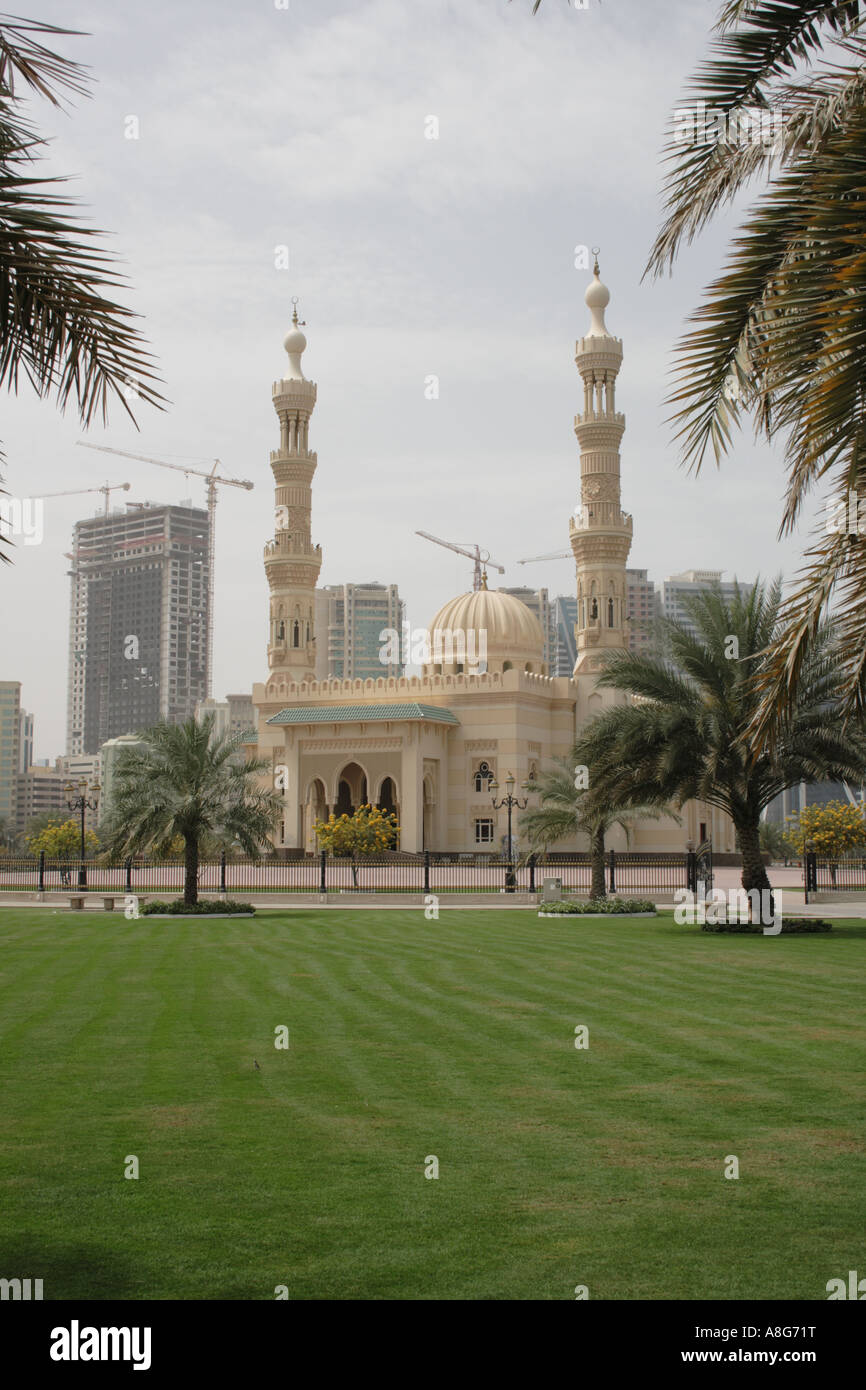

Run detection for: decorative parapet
[[261, 666, 572, 704], [570, 509, 633, 534]]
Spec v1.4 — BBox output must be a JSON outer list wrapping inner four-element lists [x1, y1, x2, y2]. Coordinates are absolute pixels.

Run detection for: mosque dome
[[425, 580, 546, 675]]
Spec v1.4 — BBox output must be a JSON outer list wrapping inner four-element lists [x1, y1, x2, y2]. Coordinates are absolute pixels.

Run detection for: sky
[[1, 0, 820, 760]]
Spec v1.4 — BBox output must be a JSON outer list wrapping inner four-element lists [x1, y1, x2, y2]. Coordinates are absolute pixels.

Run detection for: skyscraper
[[498, 587, 555, 673], [551, 595, 577, 676], [626, 568, 659, 655], [314, 583, 405, 680], [66, 503, 210, 754], [662, 570, 752, 644], [0, 681, 21, 831]]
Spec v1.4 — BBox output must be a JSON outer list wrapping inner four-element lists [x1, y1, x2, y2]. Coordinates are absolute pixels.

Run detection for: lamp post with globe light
[[490, 771, 529, 892], [64, 779, 100, 889]]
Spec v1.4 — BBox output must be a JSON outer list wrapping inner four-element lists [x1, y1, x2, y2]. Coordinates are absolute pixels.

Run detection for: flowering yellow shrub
[[314, 803, 400, 855], [787, 800, 866, 859]]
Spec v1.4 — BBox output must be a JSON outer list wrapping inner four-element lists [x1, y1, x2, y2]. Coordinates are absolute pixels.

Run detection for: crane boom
[[75, 442, 253, 491], [517, 549, 571, 564], [75, 441, 255, 699], [415, 530, 505, 591], [33, 482, 131, 514]]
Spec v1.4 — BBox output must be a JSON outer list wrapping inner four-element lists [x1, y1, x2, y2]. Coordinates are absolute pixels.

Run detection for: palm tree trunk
[[184, 836, 199, 907], [737, 817, 773, 918], [590, 824, 606, 900]]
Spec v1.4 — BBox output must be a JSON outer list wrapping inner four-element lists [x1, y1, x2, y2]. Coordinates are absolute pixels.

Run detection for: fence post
[[608, 847, 616, 895], [320, 849, 327, 894], [528, 853, 536, 894], [220, 849, 227, 896], [804, 848, 817, 903], [38, 850, 45, 894], [424, 850, 430, 895], [686, 845, 697, 895], [125, 857, 133, 893]]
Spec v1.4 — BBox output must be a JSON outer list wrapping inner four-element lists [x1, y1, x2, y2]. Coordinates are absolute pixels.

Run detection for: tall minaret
[[264, 299, 322, 681], [570, 257, 632, 679]]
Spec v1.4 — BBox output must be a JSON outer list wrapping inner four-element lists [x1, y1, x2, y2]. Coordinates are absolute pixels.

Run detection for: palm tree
[[101, 716, 281, 906], [575, 581, 866, 903], [522, 2, 866, 725], [642, 0, 866, 726], [520, 757, 668, 899], [0, 16, 164, 562]]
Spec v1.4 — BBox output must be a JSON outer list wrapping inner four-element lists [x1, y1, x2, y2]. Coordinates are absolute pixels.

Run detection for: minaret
[[570, 256, 632, 678], [264, 299, 322, 681]]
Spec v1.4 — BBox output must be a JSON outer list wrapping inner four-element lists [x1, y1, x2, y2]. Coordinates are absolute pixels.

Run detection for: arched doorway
[[305, 778, 327, 851], [378, 776, 397, 815], [423, 776, 435, 851], [335, 761, 367, 816]]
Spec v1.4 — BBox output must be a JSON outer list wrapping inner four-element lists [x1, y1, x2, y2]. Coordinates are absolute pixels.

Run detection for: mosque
[[250, 267, 735, 856]]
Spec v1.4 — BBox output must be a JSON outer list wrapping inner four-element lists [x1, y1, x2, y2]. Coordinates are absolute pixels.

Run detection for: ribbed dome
[[425, 586, 545, 674]]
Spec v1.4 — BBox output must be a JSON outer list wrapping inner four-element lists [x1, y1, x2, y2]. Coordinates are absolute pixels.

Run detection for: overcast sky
[[2, 0, 818, 759]]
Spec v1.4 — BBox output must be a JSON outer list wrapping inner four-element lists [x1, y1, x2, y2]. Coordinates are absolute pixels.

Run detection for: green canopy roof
[[268, 702, 459, 727]]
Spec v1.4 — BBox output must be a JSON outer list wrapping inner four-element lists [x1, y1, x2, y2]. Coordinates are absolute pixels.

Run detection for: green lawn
[[0, 907, 864, 1301]]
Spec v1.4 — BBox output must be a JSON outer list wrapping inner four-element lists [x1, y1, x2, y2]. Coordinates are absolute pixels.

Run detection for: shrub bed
[[701, 918, 832, 934], [538, 896, 657, 916], [140, 898, 255, 917]]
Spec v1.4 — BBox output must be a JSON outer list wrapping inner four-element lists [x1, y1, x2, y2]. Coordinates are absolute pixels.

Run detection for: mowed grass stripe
[[0, 909, 863, 1299]]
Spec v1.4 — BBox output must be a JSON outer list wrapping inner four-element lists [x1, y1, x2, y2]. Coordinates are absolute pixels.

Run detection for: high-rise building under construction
[[66, 503, 210, 755]]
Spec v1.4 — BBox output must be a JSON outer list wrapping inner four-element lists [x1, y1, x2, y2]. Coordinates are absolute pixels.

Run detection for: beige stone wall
[[252, 667, 737, 856]]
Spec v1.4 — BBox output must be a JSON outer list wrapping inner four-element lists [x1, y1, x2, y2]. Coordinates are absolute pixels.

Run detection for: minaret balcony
[[264, 536, 322, 559], [570, 509, 633, 535], [574, 411, 626, 430], [272, 378, 318, 405], [574, 337, 623, 370], [270, 449, 317, 465]]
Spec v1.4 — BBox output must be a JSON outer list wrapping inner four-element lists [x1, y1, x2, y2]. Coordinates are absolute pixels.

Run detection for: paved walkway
[[1, 894, 864, 917]]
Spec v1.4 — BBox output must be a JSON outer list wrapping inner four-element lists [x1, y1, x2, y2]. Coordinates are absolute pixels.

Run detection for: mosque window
[[503, 661, 512, 671], [292, 620, 300, 648], [608, 598, 615, 627], [473, 761, 494, 793], [590, 598, 598, 621], [474, 818, 495, 844]]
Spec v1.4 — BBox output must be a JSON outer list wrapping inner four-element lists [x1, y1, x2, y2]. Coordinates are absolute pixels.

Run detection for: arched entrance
[[423, 775, 435, 851], [377, 775, 400, 848], [305, 777, 327, 851], [335, 762, 367, 816]]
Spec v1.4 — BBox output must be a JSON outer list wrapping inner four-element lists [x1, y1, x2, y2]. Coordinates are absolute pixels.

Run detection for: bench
[[68, 896, 85, 910]]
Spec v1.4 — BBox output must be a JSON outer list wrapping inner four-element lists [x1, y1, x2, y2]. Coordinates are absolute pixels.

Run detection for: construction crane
[[33, 481, 131, 515], [517, 549, 571, 565], [416, 531, 505, 591], [76, 442, 255, 699]]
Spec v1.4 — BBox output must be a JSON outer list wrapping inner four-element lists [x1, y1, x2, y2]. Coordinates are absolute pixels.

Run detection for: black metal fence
[[0, 849, 691, 897], [808, 855, 866, 892]]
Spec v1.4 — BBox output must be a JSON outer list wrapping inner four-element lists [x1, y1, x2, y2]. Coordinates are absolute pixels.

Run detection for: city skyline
[[1, 0, 817, 760]]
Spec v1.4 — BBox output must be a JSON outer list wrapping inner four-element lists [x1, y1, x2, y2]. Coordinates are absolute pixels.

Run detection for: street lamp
[[490, 771, 529, 892], [64, 779, 100, 889]]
